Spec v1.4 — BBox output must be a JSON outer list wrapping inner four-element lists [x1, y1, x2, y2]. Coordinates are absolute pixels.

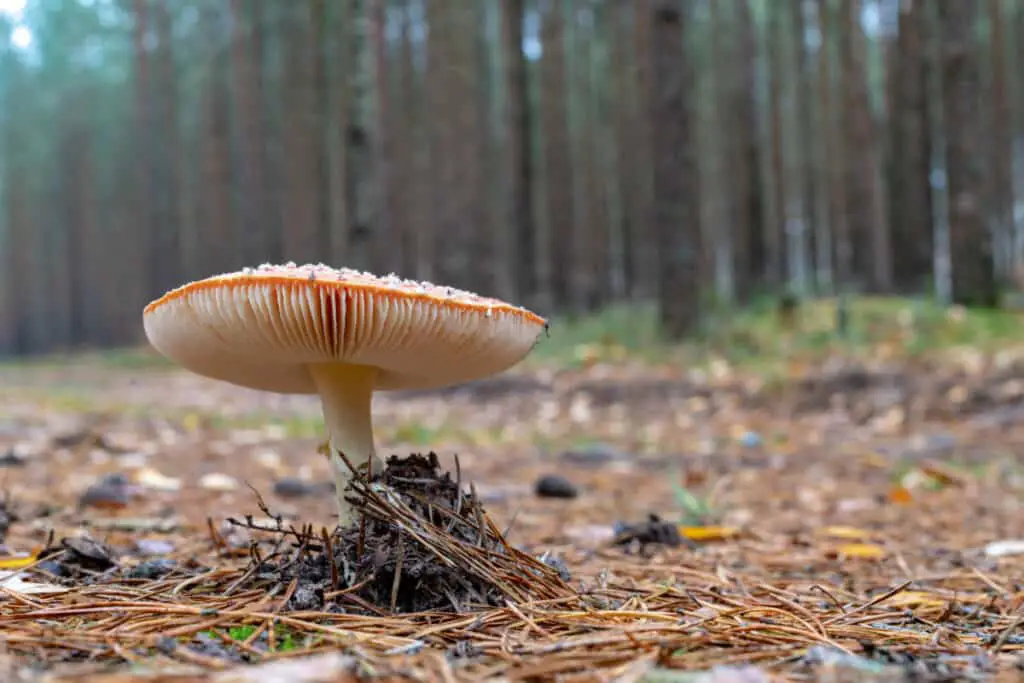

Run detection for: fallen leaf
[[0, 548, 40, 570], [884, 591, 948, 609], [820, 525, 875, 541], [181, 412, 201, 433], [679, 526, 740, 542], [831, 543, 886, 560]]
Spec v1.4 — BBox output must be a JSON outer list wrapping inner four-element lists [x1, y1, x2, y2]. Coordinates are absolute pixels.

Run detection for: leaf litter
[[0, 353, 1023, 681]]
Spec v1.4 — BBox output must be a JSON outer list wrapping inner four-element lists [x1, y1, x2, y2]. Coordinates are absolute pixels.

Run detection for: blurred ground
[[0, 299, 1023, 681]]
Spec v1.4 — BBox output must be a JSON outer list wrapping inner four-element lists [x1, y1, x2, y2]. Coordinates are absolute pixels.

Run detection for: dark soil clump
[[246, 452, 576, 614]]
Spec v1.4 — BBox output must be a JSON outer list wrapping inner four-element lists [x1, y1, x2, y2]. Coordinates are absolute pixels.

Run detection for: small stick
[[389, 537, 405, 613], [322, 527, 339, 591]]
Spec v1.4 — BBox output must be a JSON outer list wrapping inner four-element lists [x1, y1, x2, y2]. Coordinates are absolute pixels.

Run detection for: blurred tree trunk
[[940, 0, 996, 305], [809, 0, 832, 293], [310, 0, 331, 260], [779, 0, 811, 295], [0, 47, 23, 353], [611, 1, 639, 298], [61, 95, 98, 346], [705, 0, 733, 304], [762, 4, 786, 289], [230, 0, 270, 266], [0, 118, 10, 351], [131, 0, 154, 302], [540, 1, 574, 310], [451, 3, 490, 293], [425, 0, 458, 285], [987, 0, 1014, 281], [370, 0, 393, 275], [840, 0, 891, 292], [790, 0, 815, 295], [651, 0, 701, 339], [888, 0, 933, 292], [501, 0, 536, 304], [259, 1, 285, 262], [149, 0, 181, 293], [568, 5, 609, 310], [394, 0, 422, 280], [628, 0, 657, 300], [729, 0, 765, 303], [281, 4, 321, 265], [323, 0, 349, 267], [199, 3, 235, 279], [818, 0, 851, 289]]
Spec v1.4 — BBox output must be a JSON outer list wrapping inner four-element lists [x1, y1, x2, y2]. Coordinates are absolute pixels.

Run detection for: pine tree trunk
[[940, 0, 996, 305], [651, 0, 701, 338]]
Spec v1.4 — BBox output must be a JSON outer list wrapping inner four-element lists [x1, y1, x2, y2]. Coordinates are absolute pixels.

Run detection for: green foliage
[[528, 295, 1024, 374]]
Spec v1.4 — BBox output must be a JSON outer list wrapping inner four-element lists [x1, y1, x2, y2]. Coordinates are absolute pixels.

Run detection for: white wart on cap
[[143, 263, 548, 525]]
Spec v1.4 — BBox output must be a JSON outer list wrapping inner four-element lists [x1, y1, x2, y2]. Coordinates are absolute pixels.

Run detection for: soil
[[1, 355, 1023, 680]]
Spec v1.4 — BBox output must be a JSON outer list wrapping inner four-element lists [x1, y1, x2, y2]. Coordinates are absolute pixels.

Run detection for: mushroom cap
[[143, 263, 548, 394]]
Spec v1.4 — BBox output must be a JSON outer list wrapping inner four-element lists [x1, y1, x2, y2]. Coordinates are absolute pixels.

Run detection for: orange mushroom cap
[[143, 263, 547, 394]]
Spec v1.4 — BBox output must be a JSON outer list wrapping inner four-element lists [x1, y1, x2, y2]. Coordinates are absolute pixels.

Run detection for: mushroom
[[142, 262, 547, 524]]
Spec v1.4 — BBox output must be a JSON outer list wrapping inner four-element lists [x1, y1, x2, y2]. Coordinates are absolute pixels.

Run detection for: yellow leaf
[[884, 591, 984, 609], [0, 548, 40, 570], [860, 452, 889, 469], [181, 413, 201, 433], [820, 526, 874, 540], [833, 543, 886, 560], [679, 526, 740, 542]]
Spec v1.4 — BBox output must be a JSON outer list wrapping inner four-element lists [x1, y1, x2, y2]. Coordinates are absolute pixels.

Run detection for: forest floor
[[1, 298, 1023, 682]]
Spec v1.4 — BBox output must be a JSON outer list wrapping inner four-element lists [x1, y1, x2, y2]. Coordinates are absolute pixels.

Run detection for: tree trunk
[[501, 0, 536, 305], [987, 0, 1014, 281], [818, 0, 851, 289], [888, 0, 933, 291], [230, 0, 270, 266], [940, 1, 996, 305], [650, 0, 701, 338], [540, 1, 575, 311], [840, 0, 891, 292]]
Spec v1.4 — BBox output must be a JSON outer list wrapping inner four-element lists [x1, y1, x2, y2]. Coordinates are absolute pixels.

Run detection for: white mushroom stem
[[309, 362, 384, 526]]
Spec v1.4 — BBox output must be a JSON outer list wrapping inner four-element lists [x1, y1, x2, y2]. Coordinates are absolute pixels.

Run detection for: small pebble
[[0, 449, 26, 467], [534, 474, 578, 499], [136, 467, 182, 492], [272, 478, 330, 498], [79, 481, 130, 510], [199, 472, 239, 492], [135, 539, 176, 556], [558, 443, 629, 466]]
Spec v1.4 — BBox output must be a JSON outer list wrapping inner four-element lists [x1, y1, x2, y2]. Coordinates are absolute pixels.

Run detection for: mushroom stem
[[309, 362, 383, 526]]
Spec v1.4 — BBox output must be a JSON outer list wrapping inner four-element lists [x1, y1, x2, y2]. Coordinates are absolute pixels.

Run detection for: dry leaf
[[831, 543, 886, 560], [820, 525, 874, 541], [679, 526, 740, 542], [884, 591, 948, 609], [0, 548, 40, 570]]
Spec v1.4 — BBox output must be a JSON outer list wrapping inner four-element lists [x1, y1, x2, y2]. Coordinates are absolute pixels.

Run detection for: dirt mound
[[247, 452, 576, 614]]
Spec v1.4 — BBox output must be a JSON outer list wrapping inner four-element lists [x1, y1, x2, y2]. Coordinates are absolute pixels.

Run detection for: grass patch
[[0, 346, 173, 372], [528, 295, 1024, 374]]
